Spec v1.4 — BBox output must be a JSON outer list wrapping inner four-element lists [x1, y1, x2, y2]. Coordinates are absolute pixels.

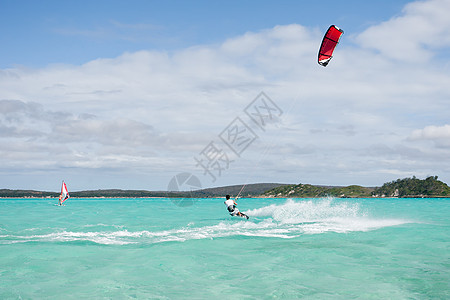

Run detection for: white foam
[[245, 198, 410, 235], [247, 198, 362, 223], [7, 230, 138, 245]]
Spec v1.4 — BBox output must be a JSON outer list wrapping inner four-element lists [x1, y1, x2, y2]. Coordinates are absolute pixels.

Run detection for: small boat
[[58, 181, 70, 205]]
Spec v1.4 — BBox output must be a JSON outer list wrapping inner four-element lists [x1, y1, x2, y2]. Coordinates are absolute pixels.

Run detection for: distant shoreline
[[2, 195, 450, 200], [2, 176, 450, 199]]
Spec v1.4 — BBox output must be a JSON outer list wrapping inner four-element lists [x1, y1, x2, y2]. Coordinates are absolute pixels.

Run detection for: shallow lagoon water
[[1, 197, 449, 299]]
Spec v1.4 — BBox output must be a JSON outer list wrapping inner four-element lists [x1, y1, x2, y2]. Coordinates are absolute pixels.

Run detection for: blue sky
[[1, 0, 450, 192], [1, 0, 411, 67]]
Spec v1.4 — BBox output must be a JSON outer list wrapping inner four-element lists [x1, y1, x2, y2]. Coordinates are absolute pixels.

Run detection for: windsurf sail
[[318, 25, 344, 67], [59, 181, 70, 205]]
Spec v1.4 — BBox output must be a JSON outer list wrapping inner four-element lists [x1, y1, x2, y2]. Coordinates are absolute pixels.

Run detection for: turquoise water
[[1, 197, 449, 299]]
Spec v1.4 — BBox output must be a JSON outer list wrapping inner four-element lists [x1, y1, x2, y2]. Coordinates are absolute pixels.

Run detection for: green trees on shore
[[264, 176, 450, 198], [262, 184, 374, 198], [372, 176, 450, 197]]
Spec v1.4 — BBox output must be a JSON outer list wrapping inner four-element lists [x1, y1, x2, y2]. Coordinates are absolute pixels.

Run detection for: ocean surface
[[0, 197, 448, 299]]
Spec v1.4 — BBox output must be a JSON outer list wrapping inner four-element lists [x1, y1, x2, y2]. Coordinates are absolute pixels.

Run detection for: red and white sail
[[59, 181, 70, 204]]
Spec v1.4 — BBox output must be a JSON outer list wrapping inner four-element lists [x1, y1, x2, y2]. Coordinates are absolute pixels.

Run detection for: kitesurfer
[[224, 195, 249, 219]]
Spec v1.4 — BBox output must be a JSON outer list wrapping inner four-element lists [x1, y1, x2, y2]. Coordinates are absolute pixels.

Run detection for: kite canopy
[[318, 25, 344, 67]]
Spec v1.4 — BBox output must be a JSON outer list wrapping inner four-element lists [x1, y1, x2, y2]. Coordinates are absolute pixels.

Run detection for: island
[[263, 176, 450, 198], [1, 176, 449, 198]]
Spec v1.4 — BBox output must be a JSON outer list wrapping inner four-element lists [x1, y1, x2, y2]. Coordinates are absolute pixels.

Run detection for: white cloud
[[409, 124, 450, 147], [410, 124, 450, 139], [355, 0, 450, 63], [1, 0, 450, 190]]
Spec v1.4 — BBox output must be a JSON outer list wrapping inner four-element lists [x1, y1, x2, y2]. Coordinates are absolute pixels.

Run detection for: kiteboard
[[235, 213, 249, 220]]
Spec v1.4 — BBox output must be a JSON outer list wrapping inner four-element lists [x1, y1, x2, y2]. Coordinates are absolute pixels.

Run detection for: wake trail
[[0, 199, 412, 245]]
